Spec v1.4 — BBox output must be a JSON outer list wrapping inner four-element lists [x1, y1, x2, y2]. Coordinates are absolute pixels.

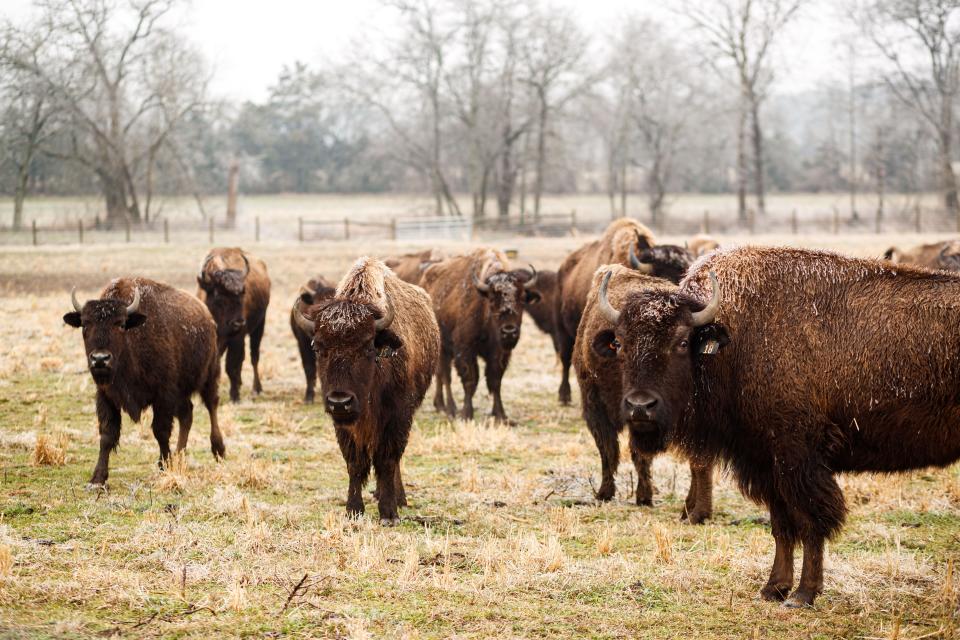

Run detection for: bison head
[[293, 295, 401, 425], [590, 270, 728, 451], [629, 242, 695, 285], [473, 265, 540, 350], [197, 254, 249, 345], [63, 287, 146, 386]]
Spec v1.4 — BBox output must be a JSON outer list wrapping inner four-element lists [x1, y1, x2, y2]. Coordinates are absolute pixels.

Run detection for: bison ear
[[374, 328, 403, 353], [63, 312, 82, 328], [524, 289, 542, 305], [124, 312, 147, 330], [590, 330, 619, 359], [299, 291, 315, 306], [692, 323, 730, 356]]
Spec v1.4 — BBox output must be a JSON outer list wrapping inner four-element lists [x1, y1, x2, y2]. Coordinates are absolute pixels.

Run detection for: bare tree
[[683, 0, 805, 219], [858, 0, 960, 221]]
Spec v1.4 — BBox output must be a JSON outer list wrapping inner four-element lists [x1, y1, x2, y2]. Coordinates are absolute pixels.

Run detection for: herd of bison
[[60, 219, 960, 609]]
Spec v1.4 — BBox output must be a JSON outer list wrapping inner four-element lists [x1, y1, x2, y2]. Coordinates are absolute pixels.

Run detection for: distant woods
[[2, 0, 960, 228]]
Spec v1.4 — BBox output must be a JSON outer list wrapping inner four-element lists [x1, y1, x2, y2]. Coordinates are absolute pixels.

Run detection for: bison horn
[[690, 271, 721, 327], [629, 243, 654, 274], [240, 254, 250, 278], [524, 264, 538, 288], [472, 269, 491, 293], [126, 287, 141, 315], [374, 298, 395, 331], [293, 299, 316, 335], [71, 287, 82, 312], [598, 270, 620, 325]]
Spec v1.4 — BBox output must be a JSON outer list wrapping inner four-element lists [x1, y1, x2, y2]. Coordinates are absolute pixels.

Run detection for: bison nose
[[623, 391, 659, 422], [89, 352, 112, 368], [325, 391, 356, 413], [230, 318, 246, 331], [501, 323, 519, 336]]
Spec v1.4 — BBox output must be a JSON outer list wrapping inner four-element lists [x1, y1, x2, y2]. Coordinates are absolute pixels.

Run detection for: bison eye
[[611, 339, 620, 352], [678, 339, 689, 350]]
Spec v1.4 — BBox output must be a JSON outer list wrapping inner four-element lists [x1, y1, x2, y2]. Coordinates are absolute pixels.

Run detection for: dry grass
[[1, 234, 959, 638], [29, 432, 67, 467]]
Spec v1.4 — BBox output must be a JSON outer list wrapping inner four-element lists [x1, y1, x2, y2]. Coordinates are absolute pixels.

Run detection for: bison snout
[[89, 351, 112, 369], [229, 318, 246, 332], [623, 391, 660, 425], [325, 391, 358, 418], [500, 323, 520, 346]]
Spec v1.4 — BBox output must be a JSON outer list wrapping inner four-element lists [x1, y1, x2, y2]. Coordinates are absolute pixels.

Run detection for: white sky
[[4, 0, 847, 103]]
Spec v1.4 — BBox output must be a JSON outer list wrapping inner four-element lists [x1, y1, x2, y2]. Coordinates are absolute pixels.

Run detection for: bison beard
[[197, 247, 271, 402], [64, 278, 225, 486], [293, 257, 440, 523], [601, 245, 960, 607], [420, 248, 539, 424], [574, 265, 713, 521], [289, 275, 336, 403]]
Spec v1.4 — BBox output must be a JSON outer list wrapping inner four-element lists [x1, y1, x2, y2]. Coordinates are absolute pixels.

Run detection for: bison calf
[[574, 265, 713, 521], [290, 275, 336, 403], [421, 248, 539, 424], [293, 257, 440, 523], [197, 247, 271, 402], [64, 278, 225, 486]]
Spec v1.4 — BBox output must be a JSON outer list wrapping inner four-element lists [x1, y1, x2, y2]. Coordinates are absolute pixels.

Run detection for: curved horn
[[240, 254, 250, 278], [71, 287, 82, 312], [126, 287, 141, 315], [374, 297, 395, 331], [198, 254, 214, 282], [629, 243, 654, 274], [598, 270, 620, 325], [523, 264, 538, 288], [472, 268, 491, 293], [690, 271, 721, 327], [292, 299, 316, 335]]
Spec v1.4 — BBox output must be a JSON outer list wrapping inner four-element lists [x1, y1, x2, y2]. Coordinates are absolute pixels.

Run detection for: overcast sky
[[5, 0, 848, 103]]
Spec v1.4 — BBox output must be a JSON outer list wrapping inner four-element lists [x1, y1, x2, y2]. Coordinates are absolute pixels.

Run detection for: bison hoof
[[682, 510, 711, 525], [783, 590, 817, 609], [379, 517, 401, 527], [595, 487, 615, 502], [85, 481, 107, 492], [760, 583, 791, 602]]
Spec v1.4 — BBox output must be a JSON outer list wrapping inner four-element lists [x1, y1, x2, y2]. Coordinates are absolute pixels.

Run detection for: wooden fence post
[[832, 207, 839, 235], [390, 218, 397, 241], [125, 219, 131, 243], [78, 220, 84, 245], [570, 209, 577, 233], [791, 209, 798, 235], [748, 208, 755, 235], [702, 210, 710, 235], [164, 218, 169, 244], [344, 217, 350, 240], [915, 205, 921, 233], [298, 217, 303, 243], [32, 220, 37, 246], [208, 218, 214, 244], [255, 216, 260, 242]]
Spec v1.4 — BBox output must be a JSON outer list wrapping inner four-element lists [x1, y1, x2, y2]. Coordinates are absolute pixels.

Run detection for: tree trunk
[[496, 129, 515, 220], [749, 96, 766, 217], [736, 99, 748, 221], [519, 127, 530, 223], [13, 162, 30, 231], [620, 157, 627, 218], [533, 95, 548, 222], [226, 161, 239, 229], [940, 129, 958, 221]]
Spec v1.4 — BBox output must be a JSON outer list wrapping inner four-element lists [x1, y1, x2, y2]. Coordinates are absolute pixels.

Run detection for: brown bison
[[574, 265, 713, 521], [383, 249, 445, 285], [883, 239, 960, 271], [421, 248, 539, 423], [197, 248, 271, 402], [64, 278, 225, 486], [593, 245, 960, 607], [554, 219, 656, 404], [630, 242, 696, 285], [688, 234, 720, 257], [292, 257, 440, 523], [290, 275, 337, 403], [523, 268, 560, 353]]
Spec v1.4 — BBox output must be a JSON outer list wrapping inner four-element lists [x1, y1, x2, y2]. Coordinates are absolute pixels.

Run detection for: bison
[[383, 249, 445, 285], [574, 265, 713, 521], [292, 257, 440, 523], [64, 278, 225, 486], [290, 275, 337, 403], [687, 234, 720, 257], [882, 239, 960, 271], [523, 268, 560, 354], [421, 248, 539, 424], [197, 248, 271, 402], [592, 245, 960, 607]]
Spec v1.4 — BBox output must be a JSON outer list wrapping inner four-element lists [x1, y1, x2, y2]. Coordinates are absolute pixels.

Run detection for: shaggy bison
[[883, 239, 960, 271], [197, 248, 271, 402], [687, 234, 720, 257], [594, 245, 960, 607], [421, 248, 539, 424], [383, 249, 445, 284], [523, 268, 560, 355], [292, 257, 440, 523], [574, 265, 713, 521], [290, 275, 336, 403], [64, 278, 225, 486]]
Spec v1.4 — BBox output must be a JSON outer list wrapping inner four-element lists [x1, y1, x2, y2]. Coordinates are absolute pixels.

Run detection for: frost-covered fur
[[290, 274, 336, 403]]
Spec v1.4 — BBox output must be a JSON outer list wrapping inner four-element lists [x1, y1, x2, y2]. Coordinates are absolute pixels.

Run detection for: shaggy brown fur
[[383, 249, 445, 285], [524, 269, 560, 355], [883, 239, 960, 271], [64, 278, 224, 486], [599, 245, 960, 607], [688, 234, 720, 257], [290, 275, 337, 403], [197, 247, 272, 402], [421, 248, 539, 423], [294, 258, 440, 523], [554, 219, 656, 404], [573, 265, 713, 521]]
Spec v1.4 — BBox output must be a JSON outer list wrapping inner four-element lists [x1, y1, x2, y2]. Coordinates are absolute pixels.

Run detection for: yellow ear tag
[[699, 340, 720, 355]]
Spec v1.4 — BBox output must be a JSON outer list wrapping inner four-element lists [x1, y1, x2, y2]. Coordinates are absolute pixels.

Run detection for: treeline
[[0, 0, 957, 229]]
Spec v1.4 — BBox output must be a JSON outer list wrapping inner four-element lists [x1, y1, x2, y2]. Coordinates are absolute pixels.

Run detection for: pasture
[[0, 232, 959, 638]]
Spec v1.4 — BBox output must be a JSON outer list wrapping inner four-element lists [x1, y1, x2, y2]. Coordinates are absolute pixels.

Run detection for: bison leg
[[395, 464, 407, 507], [248, 317, 265, 395], [202, 368, 226, 459], [681, 462, 713, 524], [89, 391, 121, 487], [225, 336, 245, 403], [150, 408, 175, 468], [296, 330, 317, 404], [454, 353, 479, 421], [434, 351, 457, 417], [628, 438, 654, 506], [373, 455, 401, 525], [175, 400, 193, 452], [557, 328, 574, 406], [336, 428, 370, 517], [484, 352, 512, 425], [582, 386, 619, 501]]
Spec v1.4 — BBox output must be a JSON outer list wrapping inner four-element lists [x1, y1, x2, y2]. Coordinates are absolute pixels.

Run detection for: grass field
[[1, 233, 959, 638]]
